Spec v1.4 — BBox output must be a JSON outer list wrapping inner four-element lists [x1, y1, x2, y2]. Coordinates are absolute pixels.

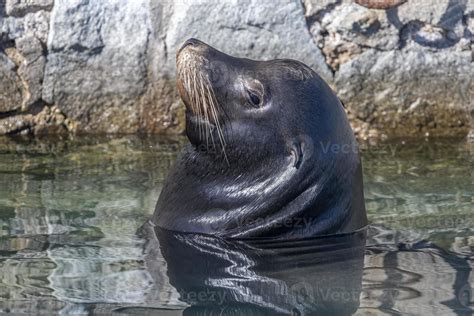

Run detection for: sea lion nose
[[183, 38, 202, 48], [178, 38, 207, 56], [181, 38, 205, 50]]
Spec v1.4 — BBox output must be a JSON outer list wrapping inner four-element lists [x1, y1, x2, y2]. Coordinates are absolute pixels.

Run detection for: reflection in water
[[137, 223, 366, 316], [362, 226, 473, 315], [0, 136, 180, 314], [0, 136, 472, 315]]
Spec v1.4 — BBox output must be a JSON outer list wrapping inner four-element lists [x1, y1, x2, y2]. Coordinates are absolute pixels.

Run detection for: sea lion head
[[156, 38, 366, 238], [176, 38, 351, 165]]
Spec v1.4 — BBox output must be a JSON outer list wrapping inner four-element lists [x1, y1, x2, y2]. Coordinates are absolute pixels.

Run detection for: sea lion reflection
[[143, 224, 366, 316]]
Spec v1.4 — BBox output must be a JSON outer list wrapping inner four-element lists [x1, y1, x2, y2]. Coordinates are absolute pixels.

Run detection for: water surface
[[0, 136, 472, 315]]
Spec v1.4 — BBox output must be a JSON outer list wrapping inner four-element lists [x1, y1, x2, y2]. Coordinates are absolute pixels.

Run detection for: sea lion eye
[[247, 90, 261, 107]]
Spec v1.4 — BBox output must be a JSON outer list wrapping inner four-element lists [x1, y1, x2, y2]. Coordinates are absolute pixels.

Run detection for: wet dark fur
[[151, 39, 367, 239]]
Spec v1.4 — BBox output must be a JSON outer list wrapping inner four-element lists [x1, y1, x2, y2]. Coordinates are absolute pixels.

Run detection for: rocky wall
[[0, 0, 472, 139]]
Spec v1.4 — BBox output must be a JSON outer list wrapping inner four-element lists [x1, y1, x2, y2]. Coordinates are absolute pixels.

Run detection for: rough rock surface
[[0, 52, 23, 112], [336, 49, 471, 137], [162, 0, 332, 80], [304, 0, 472, 139], [6, 0, 53, 17], [0, 0, 52, 134], [307, 2, 400, 70], [16, 34, 45, 109], [0, 0, 472, 138], [1, 10, 50, 43], [0, 105, 70, 135], [42, 0, 331, 134], [42, 0, 152, 134]]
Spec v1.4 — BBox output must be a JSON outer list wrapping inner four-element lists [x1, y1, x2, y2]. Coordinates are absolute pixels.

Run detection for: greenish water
[[0, 136, 472, 315]]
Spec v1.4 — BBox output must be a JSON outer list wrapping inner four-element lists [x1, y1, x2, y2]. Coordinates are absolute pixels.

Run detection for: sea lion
[[151, 38, 367, 239]]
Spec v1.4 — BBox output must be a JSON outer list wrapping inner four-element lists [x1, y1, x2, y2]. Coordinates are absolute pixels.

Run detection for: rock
[[0, 0, 472, 137], [23, 9, 49, 43], [308, 2, 399, 71], [16, 35, 45, 109], [355, 0, 406, 10], [15, 33, 42, 59], [32, 105, 69, 135], [305, 0, 471, 132], [467, 130, 474, 142], [0, 114, 33, 134], [0, 11, 48, 112], [394, 0, 468, 50], [2, 10, 50, 44], [43, 0, 331, 134], [162, 0, 332, 81], [43, 0, 153, 134], [6, 0, 53, 17], [0, 53, 23, 113], [397, 0, 465, 30], [302, 0, 342, 18], [464, 9, 473, 47], [0, 52, 17, 70], [0, 105, 69, 135], [335, 48, 471, 137], [136, 78, 185, 135]]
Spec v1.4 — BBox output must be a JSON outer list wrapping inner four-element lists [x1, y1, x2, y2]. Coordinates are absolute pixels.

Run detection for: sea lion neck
[[185, 140, 289, 176], [152, 38, 367, 238]]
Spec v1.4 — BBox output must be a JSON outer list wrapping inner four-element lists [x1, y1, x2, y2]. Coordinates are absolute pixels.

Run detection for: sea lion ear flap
[[290, 134, 314, 169], [290, 141, 303, 169]]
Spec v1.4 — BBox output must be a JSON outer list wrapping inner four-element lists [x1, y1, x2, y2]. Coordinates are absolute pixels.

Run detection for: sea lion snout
[[182, 38, 204, 49], [176, 38, 231, 151], [177, 38, 208, 57]]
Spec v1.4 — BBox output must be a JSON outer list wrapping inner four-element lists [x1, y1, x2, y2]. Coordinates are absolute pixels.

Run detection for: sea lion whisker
[[207, 84, 225, 146], [197, 72, 211, 149], [205, 76, 225, 144], [203, 75, 228, 163], [203, 79, 217, 150], [191, 69, 204, 141], [187, 64, 203, 142], [178, 52, 227, 159]]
